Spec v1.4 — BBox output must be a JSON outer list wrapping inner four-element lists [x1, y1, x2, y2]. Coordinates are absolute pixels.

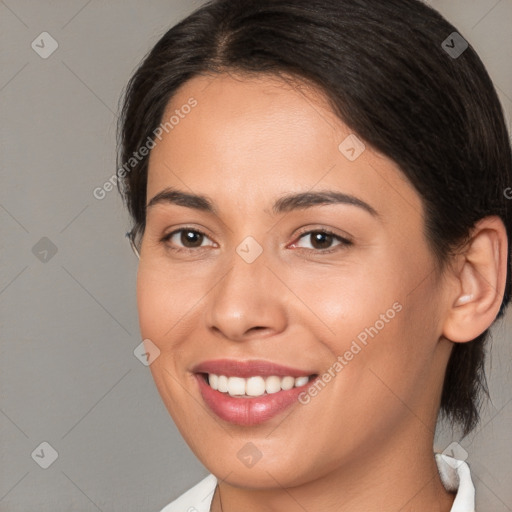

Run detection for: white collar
[[161, 454, 475, 512], [435, 453, 475, 512]]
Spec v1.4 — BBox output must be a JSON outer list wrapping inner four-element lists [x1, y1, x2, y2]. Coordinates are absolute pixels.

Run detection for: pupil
[[182, 230, 202, 247], [312, 231, 332, 249]]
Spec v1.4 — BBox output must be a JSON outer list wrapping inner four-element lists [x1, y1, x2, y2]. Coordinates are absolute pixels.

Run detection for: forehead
[[151, 72, 342, 172], [146, 72, 423, 224]]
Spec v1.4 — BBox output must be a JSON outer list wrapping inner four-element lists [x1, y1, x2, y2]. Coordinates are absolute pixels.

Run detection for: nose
[[204, 246, 288, 342]]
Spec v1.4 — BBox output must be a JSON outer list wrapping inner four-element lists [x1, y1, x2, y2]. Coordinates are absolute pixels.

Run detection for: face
[[137, 72, 452, 488]]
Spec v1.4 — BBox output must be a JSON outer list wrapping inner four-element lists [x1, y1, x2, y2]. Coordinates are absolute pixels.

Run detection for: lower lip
[[195, 374, 316, 426]]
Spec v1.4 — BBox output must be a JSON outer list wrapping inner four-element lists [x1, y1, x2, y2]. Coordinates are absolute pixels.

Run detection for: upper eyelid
[[163, 226, 215, 241], [294, 226, 352, 241]]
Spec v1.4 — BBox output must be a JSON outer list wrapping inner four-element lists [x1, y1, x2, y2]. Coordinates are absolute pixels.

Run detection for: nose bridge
[[205, 236, 287, 340]]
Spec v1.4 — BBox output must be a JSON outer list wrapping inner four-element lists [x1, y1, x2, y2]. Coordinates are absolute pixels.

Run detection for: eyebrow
[[146, 187, 379, 217]]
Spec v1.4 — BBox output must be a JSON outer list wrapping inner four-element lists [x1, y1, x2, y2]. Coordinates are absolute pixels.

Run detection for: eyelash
[[160, 226, 353, 255]]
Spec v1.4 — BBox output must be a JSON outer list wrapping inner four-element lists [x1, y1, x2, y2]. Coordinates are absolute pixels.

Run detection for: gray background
[[0, 1, 511, 510]]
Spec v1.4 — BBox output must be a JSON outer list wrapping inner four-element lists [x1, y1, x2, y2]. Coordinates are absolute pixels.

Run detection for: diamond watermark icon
[[134, 339, 161, 366], [32, 237, 58, 263], [441, 441, 468, 469], [237, 442, 263, 468], [31, 441, 58, 469], [31, 32, 59, 59], [441, 32, 468, 59], [236, 236, 263, 264], [338, 134, 366, 161]]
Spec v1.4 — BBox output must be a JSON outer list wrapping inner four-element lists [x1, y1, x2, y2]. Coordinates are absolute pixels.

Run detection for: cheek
[[136, 261, 218, 353], [136, 264, 188, 344], [295, 255, 438, 399], [136, 265, 202, 422], [290, 259, 400, 343], [136, 266, 163, 340]]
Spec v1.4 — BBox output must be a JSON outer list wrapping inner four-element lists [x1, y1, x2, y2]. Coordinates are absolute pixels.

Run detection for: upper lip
[[192, 359, 317, 378]]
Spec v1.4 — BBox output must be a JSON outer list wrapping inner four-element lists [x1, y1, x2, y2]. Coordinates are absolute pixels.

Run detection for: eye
[[159, 226, 352, 255], [290, 229, 352, 253], [161, 227, 216, 252]]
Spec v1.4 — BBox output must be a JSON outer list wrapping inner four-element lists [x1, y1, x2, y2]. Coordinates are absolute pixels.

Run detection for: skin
[[136, 72, 508, 512]]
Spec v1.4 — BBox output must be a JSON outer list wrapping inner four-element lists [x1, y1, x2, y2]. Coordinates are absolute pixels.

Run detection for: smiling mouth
[[198, 372, 318, 398]]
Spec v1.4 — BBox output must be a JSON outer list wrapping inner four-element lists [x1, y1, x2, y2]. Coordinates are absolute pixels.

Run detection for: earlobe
[[442, 216, 508, 343]]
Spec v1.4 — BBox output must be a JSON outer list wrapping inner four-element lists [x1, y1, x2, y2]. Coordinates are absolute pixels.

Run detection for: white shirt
[[160, 454, 475, 512]]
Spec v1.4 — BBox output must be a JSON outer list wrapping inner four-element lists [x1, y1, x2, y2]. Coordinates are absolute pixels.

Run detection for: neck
[[210, 422, 455, 512]]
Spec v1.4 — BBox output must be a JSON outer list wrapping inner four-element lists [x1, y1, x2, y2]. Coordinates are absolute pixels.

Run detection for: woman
[[118, 0, 511, 510]]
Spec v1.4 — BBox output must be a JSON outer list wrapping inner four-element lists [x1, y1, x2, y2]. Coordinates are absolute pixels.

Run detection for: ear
[[442, 216, 508, 343]]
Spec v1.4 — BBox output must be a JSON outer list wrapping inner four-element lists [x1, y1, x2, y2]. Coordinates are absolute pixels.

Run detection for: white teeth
[[217, 375, 228, 393], [294, 376, 309, 387], [265, 376, 282, 394], [281, 376, 295, 390], [246, 376, 266, 396], [208, 374, 219, 390], [207, 373, 313, 397], [227, 377, 246, 397]]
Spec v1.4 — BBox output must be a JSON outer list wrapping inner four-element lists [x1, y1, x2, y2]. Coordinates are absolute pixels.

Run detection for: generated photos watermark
[[298, 301, 403, 405], [93, 97, 197, 200]]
